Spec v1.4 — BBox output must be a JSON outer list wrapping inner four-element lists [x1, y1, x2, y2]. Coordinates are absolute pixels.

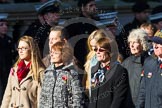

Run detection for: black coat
[[24, 22, 51, 57], [88, 62, 128, 108], [23, 19, 43, 38], [0, 35, 16, 102], [136, 56, 162, 108]]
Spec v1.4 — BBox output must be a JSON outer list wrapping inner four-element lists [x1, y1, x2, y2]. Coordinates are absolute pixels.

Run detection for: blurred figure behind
[[118, 1, 150, 59], [0, 13, 17, 105]]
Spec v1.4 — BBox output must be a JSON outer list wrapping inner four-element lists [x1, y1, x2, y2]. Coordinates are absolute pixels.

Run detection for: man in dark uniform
[[23, 4, 45, 38], [136, 30, 162, 108], [0, 13, 16, 105], [118, 1, 150, 59], [24, 0, 61, 57], [65, 0, 98, 69], [77, 0, 98, 20]]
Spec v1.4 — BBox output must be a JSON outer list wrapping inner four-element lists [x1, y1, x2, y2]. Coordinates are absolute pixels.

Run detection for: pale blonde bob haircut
[[15, 36, 45, 82], [128, 29, 149, 51]]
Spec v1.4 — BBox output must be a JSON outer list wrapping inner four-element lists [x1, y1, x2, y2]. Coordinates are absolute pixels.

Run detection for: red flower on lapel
[[62, 75, 68, 81], [141, 70, 144, 76], [105, 65, 110, 70], [160, 64, 162, 69]]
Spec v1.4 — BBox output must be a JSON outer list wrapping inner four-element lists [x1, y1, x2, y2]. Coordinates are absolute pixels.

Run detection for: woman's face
[[129, 40, 143, 56], [153, 42, 162, 58], [90, 38, 96, 50], [50, 48, 62, 63], [94, 46, 110, 62], [17, 41, 31, 61]]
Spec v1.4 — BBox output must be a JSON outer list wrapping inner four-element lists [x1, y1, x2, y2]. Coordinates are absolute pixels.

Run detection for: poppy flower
[[160, 64, 162, 69], [62, 75, 68, 81]]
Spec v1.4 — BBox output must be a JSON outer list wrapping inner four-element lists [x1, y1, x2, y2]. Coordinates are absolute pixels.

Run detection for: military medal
[[141, 70, 144, 77], [147, 72, 152, 78]]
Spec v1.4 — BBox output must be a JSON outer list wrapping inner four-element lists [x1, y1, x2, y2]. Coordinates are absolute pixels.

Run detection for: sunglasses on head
[[94, 47, 107, 52]]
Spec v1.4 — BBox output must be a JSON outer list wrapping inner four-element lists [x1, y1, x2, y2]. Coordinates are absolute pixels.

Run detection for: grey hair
[[128, 28, 149, 51]]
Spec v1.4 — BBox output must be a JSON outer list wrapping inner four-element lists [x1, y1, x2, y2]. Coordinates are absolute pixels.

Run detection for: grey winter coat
[[136, 56, 162, 108], [39, 62, 83, 108]]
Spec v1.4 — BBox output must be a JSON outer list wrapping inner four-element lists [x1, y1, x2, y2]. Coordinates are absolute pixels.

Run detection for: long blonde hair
[[14, 36, 45, 82], [83, 29, 108, 90], [84, 29, 108, 72]]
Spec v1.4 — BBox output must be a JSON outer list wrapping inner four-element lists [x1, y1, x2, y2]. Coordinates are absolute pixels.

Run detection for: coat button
[[22, 87, 26, 91], [19, 104, 24, 107], [13, 87, 15, 90]]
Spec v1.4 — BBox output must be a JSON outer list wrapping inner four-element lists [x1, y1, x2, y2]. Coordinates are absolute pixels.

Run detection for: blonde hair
[[51, 41, 73, 65], [85, 29, 107, 72], [15, 36, 45, 82], [128, 29, 149, 51], [84, 29, 111, 90]]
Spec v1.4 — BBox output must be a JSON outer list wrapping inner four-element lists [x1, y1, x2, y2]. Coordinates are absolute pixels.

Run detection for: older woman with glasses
[[122, 29, 149, 108], [39, 41, 83, 108], [88, 37, 128, 108], [1, 36, 45, 108]]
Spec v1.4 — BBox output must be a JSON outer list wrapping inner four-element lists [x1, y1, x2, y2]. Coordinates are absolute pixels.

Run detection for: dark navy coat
[[136, 56, 162, 108], [88, 62, 128, 108]]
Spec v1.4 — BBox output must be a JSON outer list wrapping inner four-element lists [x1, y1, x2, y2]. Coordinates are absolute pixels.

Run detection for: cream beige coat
[[1, 66, 44, 108]]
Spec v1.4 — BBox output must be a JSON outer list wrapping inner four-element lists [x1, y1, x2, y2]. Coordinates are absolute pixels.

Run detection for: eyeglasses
[[94, 47, 107, 52], [17, 47, 29, 51]]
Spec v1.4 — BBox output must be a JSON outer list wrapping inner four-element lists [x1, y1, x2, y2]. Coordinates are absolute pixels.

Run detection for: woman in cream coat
[[1, 36, 45, 108]]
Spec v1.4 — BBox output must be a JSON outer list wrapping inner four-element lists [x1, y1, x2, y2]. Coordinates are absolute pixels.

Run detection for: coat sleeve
[[37, 69, 44, 108], [135, 73, 146, 108], [110, 68, 128, 108], [70, 70, 83, 107], [1, 68, 13, 108]]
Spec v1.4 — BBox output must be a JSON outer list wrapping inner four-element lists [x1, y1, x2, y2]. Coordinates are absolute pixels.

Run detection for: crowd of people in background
[[0, 0, 162, 108]]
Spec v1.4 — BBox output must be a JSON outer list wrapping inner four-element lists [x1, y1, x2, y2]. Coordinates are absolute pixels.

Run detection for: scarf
[[17, 60, 31, 83]]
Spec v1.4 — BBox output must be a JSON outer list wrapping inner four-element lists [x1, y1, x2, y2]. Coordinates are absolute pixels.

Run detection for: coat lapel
[[19, 70, 33, 85], [91, 62, 116, 83]]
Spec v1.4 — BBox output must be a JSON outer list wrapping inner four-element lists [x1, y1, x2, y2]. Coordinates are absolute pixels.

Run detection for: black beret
[[132, 1, 150, 13], [38, 0, 61, 15], [77, 0, 94, 7]]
